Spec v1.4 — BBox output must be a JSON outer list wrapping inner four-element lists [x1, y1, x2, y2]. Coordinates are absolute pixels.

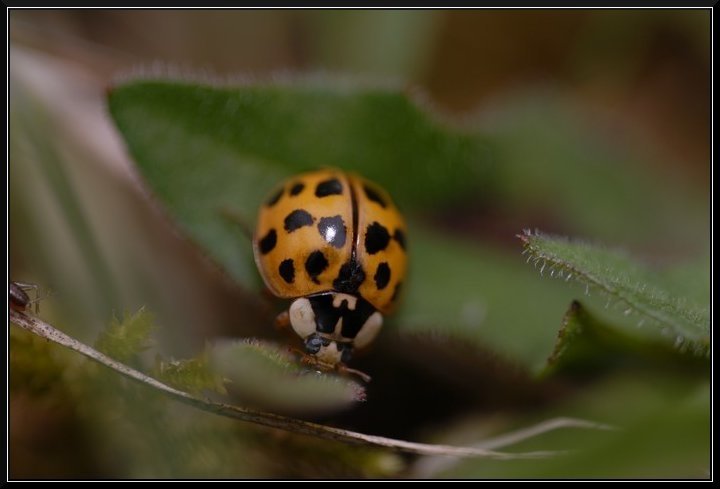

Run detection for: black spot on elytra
[[258, 229, 277, 254], [363, 184, 387, 208], [315, 178, 343, 197], [284, 209, 315, 232], [266, 187, 284, 207], [393, 229, 406, 250], [364, 222, 391, 254], [318, 215, 347, 248], [391, 282, 403, 302], [305, 251, 329, 283], [289, 182, 305, 196], [374, 262, 391, 290], [333, 259, 366, 294], [279, 259, 295, 283]]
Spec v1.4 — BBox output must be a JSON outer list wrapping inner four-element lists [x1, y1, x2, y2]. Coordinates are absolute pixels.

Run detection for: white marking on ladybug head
[[352, 311, 383, 349], [289, 298, 316, 339], [333, 292, 357, 310]]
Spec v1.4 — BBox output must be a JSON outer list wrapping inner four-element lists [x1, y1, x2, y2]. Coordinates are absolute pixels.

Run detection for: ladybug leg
[[299, 352, 318, 366], [287, 346, 309, 361], [274, 310, 290, 330], [24, 284, 44, 314], [337, 363, 372, 383], [286, 342, 371, 382], [286, 346, 317, 366], [292, 349, 330, 375], [291, 350, 338, 373]]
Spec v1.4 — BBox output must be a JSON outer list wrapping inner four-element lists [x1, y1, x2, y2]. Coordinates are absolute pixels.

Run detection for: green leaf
[[519, 231, 709, 355], [154, 347, 228, 396], [95, 307, 155, 363], [107, 78, 493, 288], [396, 230, 576, 370], [209, 339, 366, 414], [544, 301, 708, 378]]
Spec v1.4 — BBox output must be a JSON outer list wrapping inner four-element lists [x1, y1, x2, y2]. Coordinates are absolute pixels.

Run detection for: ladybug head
[[288, 292, 383, 367]]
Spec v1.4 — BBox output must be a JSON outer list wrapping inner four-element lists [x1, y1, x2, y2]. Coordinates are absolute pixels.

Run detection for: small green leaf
[[95, 307, 154, 363], [154, 347, 228, 396], [519, 231, 709, 355], [209, 339, 366, 414], [544, 301, 708, 378], [107, 78, 493, 288]]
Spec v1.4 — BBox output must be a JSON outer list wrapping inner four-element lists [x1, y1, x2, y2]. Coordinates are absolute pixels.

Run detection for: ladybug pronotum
[[253, 169, 407, 375]]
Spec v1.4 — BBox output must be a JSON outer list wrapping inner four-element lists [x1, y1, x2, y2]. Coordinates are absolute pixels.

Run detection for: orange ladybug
[[253, 170, 407, 373]]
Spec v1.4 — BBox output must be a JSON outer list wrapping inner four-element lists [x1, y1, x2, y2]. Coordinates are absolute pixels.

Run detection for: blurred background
[[9, 9, 710, 479]]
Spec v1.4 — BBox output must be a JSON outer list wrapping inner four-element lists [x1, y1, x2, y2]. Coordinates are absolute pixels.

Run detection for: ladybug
[[253, 170, 407, 378]]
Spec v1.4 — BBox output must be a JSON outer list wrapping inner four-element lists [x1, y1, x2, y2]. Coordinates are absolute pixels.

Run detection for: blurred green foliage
[[10, 10, 709, 478], [154, 346, 228, 396], [100, 79, 709, 478], [429, 379, 709, 478], [476, 92, 708, 251], [95, 308, 155, 364], [11, 309, 392, 478]]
